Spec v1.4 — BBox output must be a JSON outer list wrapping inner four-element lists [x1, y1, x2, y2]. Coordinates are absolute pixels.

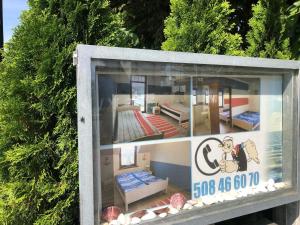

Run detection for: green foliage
[[111, 0, 170, 49], [287, 0, 300, 59], [246, 0, 292, 59], [288, 0, 300, 17], [228, 0, 258, 47], [162, 0, 244, 55], [0, 0, 137, 224]]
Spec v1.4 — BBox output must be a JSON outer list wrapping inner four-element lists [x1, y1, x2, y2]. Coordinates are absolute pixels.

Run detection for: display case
[[74, 45, 300, 225]]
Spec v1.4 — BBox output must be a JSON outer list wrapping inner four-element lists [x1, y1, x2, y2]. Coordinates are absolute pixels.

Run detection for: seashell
[[141, 211, 156, 221], [153, 207, 169, 215], [170, 193, 186, 210], [187, 199, 198, 205], [130, 217, 141, 225], [109, 220, 120, 225], [183, 203, 193, 210], [168, 207, 179, 214], [102, 206, 122, 222], [159, 212, 167, 218], [130, 210, 147, 219]]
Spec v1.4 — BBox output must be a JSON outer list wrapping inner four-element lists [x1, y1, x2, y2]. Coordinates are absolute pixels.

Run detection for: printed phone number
[[193, 172, 259, 198]]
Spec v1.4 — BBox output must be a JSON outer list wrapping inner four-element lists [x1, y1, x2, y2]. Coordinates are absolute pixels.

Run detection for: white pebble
[[268, 179, 275, 187], [124, 215, 131, 225], [202, 196, 215, 205], [222, 193, 236, 201], [187, 199, 198, 205], [274, 182, 286, 189], [141, 211, 156, 221], [159, 213, 167, 218], [183, 203, 192, 210], [117, 214, 125, 225], [195, 202, 203, 207], [267, 185, 276, 192], [257, 185, 268, 193], [168, 207, 179, 214], [215, 194, 224, 202], [130, 217, 141, 225], [110, 220, 120, 225]]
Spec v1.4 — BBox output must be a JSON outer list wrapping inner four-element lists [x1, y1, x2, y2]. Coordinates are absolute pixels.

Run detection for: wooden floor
[[109, 183, 190, 213], [194, 121, 243, 136], [219, 121, 243, 133]]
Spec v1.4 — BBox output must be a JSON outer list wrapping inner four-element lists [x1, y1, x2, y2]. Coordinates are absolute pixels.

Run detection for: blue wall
[[150, 161, 191, 191]]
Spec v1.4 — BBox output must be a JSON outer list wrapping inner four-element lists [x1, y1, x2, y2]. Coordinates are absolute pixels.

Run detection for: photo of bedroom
[[100, 141, 191, 213], [98, 74, 190, 145], [193, 77, 260, 135]]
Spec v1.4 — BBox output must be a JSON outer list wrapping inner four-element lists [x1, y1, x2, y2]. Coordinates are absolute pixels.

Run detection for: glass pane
[[120, 146, 135, 166], [95, 60, 294, 225], [131, 81, 145, 112], [98, 62, 191, 146]]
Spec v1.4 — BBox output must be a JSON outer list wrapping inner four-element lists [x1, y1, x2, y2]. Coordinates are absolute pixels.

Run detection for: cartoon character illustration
[[218, 136, 260, 173]]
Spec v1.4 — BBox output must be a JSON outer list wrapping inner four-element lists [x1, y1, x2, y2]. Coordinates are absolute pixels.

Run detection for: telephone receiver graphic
[[203, 144, 219, 169]]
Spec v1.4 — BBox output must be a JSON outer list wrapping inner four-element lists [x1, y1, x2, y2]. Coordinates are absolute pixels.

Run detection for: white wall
[[249, 95, 260, 112], [231, 88, 250, 116], [141, 141, 190, 166], [146, 94, 189, 107], [112, 148, 150, 176]]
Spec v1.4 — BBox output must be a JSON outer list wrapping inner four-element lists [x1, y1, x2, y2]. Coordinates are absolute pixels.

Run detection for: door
[[131, 76, 146, 112]]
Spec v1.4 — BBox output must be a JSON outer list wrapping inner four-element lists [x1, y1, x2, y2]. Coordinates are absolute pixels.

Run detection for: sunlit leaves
[[162, 0, 244, 56], [0, 0, 136, 224]]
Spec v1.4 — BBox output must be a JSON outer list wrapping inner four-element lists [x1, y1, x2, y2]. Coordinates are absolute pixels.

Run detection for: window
[[192, 89, 197, 105], [131, 76, 146, 112], [218, 91, 223, 107], [205, 89, 209, 104], [120, 146, 137, 168]]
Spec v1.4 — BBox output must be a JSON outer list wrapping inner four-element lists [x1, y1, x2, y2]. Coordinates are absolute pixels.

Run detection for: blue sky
[[4, 0, 29, 42]]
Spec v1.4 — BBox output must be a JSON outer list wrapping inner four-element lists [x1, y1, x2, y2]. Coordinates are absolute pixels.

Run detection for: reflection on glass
[[100, 141, 191, 215], [98, 73, 191, 145], [193, 77, 260, 135], [96, 61, 291, 224]]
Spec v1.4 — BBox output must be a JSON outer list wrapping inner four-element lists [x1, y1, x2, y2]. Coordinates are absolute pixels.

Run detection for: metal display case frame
[[74, 45, 300, 225]]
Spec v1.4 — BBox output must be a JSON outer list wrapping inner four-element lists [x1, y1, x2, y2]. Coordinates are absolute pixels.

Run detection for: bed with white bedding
[[115, 170, 168, 211], [159, 103, 189, 124]]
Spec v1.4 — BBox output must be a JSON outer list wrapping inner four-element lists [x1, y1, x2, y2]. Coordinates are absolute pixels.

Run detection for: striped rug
[[146, 115, 179, 138]]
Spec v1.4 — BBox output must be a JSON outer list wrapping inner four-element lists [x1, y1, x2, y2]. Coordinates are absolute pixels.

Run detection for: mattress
[[116, 170, 162, 193], [160, 103, 189, 121], [233, 111, 260, 126], [220, 111, 230, 118]]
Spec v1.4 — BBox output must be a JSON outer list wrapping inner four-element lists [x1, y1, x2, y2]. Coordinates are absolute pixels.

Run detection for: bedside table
[[152, 106, 160, 115]]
